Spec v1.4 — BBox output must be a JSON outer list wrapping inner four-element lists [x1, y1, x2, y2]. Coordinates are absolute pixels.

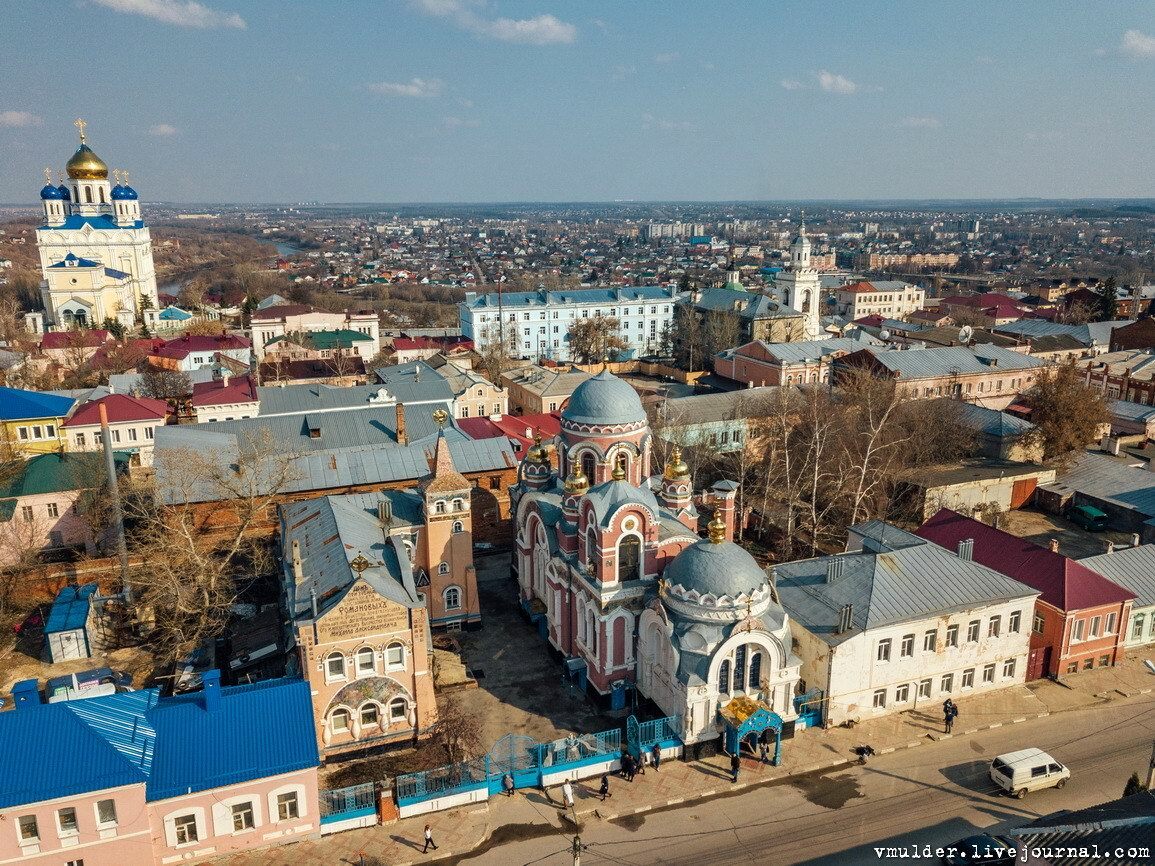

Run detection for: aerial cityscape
[[1, 3, 1154, 866]]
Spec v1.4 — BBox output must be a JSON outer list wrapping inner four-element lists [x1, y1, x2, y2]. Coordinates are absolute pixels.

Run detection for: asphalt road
[[453, 697, 1155, 866]]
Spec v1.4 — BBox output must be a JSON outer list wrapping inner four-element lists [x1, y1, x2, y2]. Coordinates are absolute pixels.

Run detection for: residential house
[[149, 333, 252, 372], [61, 393, 167, 465], [39, 329, 112, 366], [0, 673, 319, 865], [257, 356, 369, 387], [1080, 545, 1155, 648], [774, 521, 1038, 726], [952, 402, 1043, 462], [261, 362, 453, 420], [501, 364, 592, 415], [832, 344, 1049, 410], [250, 304, 380, 362], [190, 371, 260, 423], [939, 294, 1030, 326], [653, 387, 781, 454], [679, 276, 807, 356], [0, 452, 129, 565], [1109, 318, 1155, 352], [833, 280, 925, 320], [1108, 399, 1155, 440], [1080, 348, 1155, 405], [0, 387, 74, 456], [897, 459, 1056, 522], [713, 336, 879, 387], [994, 319, 1126, 354], [391, 335, 473, 364], [422, 356, 507, 419], [262, 330, 375, 374], [916, 509, 1135, 678]]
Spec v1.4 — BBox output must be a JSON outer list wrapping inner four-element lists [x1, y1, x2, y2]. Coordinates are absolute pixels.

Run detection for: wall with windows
[[0, 784, 150, 864], [3, 416, 68, 457], [66, 421, 162, 465], [1124, 602, 1155, 649], [794, 596, 1036, 725], [149, 768, 319, 861], [0, 488, 93, 566], [1056, 600, 1132, 674]]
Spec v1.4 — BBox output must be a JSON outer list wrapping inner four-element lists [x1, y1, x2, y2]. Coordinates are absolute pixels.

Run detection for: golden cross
[[43, 167, 52, 185], [112, 169, 121, 185], [74, 118, 87, 143], [122, 170, 130, 186], [746, 597, 753, 632]]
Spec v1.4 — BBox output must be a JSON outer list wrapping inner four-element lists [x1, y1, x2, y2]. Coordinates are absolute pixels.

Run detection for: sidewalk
[[213, 650, 1155, 866]]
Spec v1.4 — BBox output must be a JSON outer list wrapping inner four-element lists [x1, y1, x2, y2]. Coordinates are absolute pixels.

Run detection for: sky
[[1, 0, 1153, 203]]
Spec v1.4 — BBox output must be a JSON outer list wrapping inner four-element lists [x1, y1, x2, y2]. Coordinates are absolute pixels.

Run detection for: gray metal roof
[[952, 401, 1036, 437], [658, 386, 785, 427], [994, 319, 1129, 348], [858, 343, 1046, 379], [1079, 544, 1155, 606], [258, 373, 450, 417], [1110, 399, 1155, 423], [463, 286, 676, 309], [775, 523, 1039, 645], [692, 288, 801, 320], [502, 365, 591, 397], [585, 478, 661, 527], [1040, 452, 1155, 519]]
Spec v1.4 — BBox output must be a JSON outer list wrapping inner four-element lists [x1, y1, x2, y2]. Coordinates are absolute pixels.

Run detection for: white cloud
[[780, 78, 805, 91], [654, 52, 679, 64], [0, 110, 43, 127], [368, 77, 444, 97], [818, 70, 858, 94], [1121, 28, 1155, 58], [900, 115, 941, 129], [412, 0, 576, 45], [92, 0, 245, 29], [443, 116, 481, 129], [149, 123, 179, 136]]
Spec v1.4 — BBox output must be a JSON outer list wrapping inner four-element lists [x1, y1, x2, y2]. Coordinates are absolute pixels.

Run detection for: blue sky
[[1, 0, 1153, 203]]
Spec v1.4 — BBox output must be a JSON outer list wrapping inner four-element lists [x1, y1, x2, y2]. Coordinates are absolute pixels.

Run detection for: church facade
[[775, 219, 826, 341], [512, 370, 800, 745], [33, 120, 159, 331]]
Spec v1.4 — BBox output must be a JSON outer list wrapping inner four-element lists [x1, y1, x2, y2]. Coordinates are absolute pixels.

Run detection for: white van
[[989, 748, 1070, 798]]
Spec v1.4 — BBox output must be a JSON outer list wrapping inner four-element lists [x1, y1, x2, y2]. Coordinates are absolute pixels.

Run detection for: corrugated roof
[[1079, 544, 1155, 607], [659, 386, 784, 427], [0, 386, 75, 421], [260, 371, 451, 417], [775, 522, 1038, 645], [0, 452, 129, 509], [1039, 452, 1155, 520], [855, 343, 1046, 379], [44, 583, 98, 634], [953, 402, 1036, 437], [463, 286, 674, 309], [916, 508, 1135, 610]]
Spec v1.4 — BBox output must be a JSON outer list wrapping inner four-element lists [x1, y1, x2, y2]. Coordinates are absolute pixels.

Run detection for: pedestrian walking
[[502, 772, 514, 797], [623, 753, 636, 782], [562, 778, 575, 810], [944, 701, 959, 734], [599, 774, 611, 802], [422, 823, 438, 854], [651, 743, 662, 772], [730, 750, 741, 783]]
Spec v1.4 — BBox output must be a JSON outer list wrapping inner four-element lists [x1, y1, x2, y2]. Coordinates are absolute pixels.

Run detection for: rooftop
[[0, 386, 75, 421]]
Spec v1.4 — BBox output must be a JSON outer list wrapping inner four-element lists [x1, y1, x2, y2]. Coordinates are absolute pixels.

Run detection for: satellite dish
[[959, 325, 974, 344], [879, 329, 891, 340]]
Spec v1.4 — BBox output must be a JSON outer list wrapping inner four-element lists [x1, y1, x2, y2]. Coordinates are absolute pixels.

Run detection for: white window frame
[[325, 651, 346, 682], [268, 785, 307, 823], [894, 683, 910, 702], [872, 688, 886, 708], [94, 798, 117, 829], [211, 795, 261, 837], [385, 642, 405, 670], [1002, 658, 1017, 678], [982, 663, 996, 683], [917, 679, 932, 699], [899, 634, 914, 657], [355, 646, 375, 676], [359, 702, 381, 728], [17, 814, 39, 845], [923, 630, 937, 652], [876, 638, 892, 663], [988, 616, 1001, 638], [444, 585, 462, 611], [165, 808, 205, 848], [56, 806, 79, 838], [945, 624, 959, 648], [388, 697, 408, 723], [962, 668, 975, 689], [329, 707, 351, 734], [1008, 611, 1021, 634]]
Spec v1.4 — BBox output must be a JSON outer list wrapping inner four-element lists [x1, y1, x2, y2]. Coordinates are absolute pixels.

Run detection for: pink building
[[0, 672, 320, 865]]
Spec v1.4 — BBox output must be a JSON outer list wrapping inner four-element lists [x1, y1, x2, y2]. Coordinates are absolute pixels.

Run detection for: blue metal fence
[[395, 756, 488, 807], [637, 716, 681, 749], [539, 729, 620, 771], [319, 782, 377, 824]]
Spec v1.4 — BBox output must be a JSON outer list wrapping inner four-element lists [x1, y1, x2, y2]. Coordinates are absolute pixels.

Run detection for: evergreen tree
[[1096, 276, 1118, 322]]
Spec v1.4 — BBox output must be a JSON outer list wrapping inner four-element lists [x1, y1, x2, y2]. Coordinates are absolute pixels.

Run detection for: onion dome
[[564, 466, 589, 495], [526, 433, 549, 464], [66, 144, 109, 180], [111, 184, 137, 200], [663, 446, 689, 481], [611, 461, 626, 482], [57, 184, 71, 200], [40, 183, 64, 200], [562, 370, 646, 427], [663, 526, 768, 601], [121, 185, 139, 200]]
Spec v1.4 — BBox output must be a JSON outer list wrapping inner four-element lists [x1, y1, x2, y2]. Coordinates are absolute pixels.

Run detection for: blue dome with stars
[[112, 185, 138, 201], [40, 184, 63, 200], [57, 185, 71, 200]]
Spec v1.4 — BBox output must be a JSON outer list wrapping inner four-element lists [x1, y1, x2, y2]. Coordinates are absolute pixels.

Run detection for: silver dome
[[562, 370, 646, 426]]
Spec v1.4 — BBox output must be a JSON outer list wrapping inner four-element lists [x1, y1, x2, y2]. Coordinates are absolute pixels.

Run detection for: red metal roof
[[250, 304, 314, 321], [190, 375, 258, 407], [916, 509, 1135, 611], [457, 412, 560, 447], [40, 330, 110, 350], [62, 393, 168, 427], [154, 333, 251, 359]]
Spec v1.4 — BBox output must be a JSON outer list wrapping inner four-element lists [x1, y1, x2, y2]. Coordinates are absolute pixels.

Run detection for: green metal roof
[[0, 452, 130, 521], [265, 329, 373, 350]]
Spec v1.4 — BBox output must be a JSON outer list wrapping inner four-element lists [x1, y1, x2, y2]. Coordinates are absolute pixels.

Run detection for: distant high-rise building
[[34, 120, 158, 331]]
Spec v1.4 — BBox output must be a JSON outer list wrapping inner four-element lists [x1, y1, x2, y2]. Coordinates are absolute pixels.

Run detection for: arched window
[[586, 526, 598, 569], [718, 660, 731, 695], [325, 652, 346, 681], [452, 520, 464, 533], [385, 642, 405, 668], [451, 498, 464, 511], [617, 535, 641, 582], [434, 500, 445, 514], [438, 561, 450, 575], [84, 186, 93, 203], [586, 610, 598, 657], [615, 451, 629, 475], [748, 651, 762, 690], [733, 644, 747, 692], [356, 647, 375, 675], [388, 697, 408, 724], [359, 703, 380, 728], [444, 586, 461, 610], [329, 708, 350, 733], [580, 451, 596, 484], [99, 186, 106, 204]]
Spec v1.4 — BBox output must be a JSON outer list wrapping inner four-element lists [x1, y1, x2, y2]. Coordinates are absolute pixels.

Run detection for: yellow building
[[0, 387, 75, 456]]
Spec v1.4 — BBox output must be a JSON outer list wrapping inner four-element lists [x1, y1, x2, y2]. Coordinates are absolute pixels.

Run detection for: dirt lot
[[998, 506, 1133, 559]]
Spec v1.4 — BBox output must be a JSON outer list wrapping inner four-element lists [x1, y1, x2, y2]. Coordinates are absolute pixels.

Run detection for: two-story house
[[0, 386, 75, 456], [61, 393, 167, 465], [917, 509, 1135, 678], [775, 521, 1039, 726]]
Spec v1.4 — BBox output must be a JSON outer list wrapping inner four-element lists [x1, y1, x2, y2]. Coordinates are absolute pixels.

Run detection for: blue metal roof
[[0, 677, 317, 808], [48, 252, 101, 268], [462, 285, 675, 309], [44, 583, 98, 634], [0, 386, 76, 421]]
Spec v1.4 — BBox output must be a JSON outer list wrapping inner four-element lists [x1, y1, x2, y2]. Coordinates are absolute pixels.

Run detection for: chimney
[[11, 679, 41, 710], [1048, 538, 1060, 553], [836, 603, 854, 634], [825, 557, 846, 583], [1131, 533, 1141, 548], [378, 498, 393, 526], [396, 403, 408, 446], [222, 368, 231, 387], [291, 538, 303, 582], [956, 538, 974, 561], [1105, 540, 1115, 555], [201, 669, 222, 711]]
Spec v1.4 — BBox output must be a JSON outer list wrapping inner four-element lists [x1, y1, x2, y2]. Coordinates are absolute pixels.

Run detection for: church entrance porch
[[720, 695, 784, 766]]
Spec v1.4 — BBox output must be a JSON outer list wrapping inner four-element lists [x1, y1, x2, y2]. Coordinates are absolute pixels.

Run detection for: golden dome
[[67, 144, 108, 180], [564, 468, 589, 495], [707, 513, 727, 544], [526, 433, 549, 464], [663, 446, 689, 480], [611, 462, 626, 482]]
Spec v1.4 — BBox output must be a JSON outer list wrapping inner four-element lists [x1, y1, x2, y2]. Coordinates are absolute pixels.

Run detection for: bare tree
[[567, 316, 627, 364], [127, 428, 301, 669], [477, 321, 518, 383], [140, 365, 192, 403], [430, 691, 485, 765]]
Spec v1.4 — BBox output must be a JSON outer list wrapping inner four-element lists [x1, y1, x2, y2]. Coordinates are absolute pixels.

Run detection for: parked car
[[1067, 504, 1108, 531], [942, 834, 1018, 865], [990, 748, 1070, 798]]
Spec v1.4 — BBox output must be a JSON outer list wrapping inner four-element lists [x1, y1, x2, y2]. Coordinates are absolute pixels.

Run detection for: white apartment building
[[250, 304, 380, 361], [459, 286, 679, 361], [836, 280, 926, 321], [775, 522, 1038, 726]]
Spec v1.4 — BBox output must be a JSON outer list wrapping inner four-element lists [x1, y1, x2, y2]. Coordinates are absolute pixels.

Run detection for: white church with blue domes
[[32, 120, 159, 332]]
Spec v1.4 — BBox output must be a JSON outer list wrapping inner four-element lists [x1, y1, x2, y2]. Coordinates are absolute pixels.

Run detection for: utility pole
[[571, 834, 584, 866], [1146, 739, 1155, 791]]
